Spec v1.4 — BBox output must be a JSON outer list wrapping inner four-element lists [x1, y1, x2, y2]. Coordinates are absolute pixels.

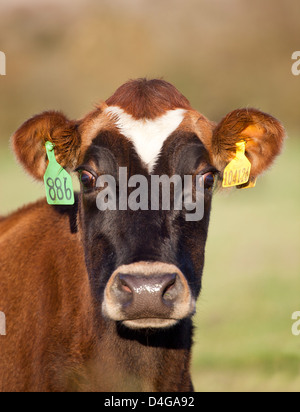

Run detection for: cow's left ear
[[211, 108, 286, 181]]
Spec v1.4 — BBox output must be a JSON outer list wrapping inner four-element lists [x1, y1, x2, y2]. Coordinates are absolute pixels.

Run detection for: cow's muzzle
[[102, 262, 195, 329]]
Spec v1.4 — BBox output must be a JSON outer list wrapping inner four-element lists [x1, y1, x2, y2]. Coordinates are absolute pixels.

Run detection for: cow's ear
[[212, 108, 286, 180], [12, 111, 81, 181]]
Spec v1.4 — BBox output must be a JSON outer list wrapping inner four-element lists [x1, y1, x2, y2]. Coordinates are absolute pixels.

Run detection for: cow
[[0, 79, 285, 392]]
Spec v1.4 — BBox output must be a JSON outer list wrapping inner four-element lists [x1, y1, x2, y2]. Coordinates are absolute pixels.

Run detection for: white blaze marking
[[104, 106, 186, 172]]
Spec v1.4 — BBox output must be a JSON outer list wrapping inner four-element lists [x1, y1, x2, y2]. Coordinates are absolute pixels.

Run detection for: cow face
[[12, 79, 286, 329], [76, 124, 215, 329]]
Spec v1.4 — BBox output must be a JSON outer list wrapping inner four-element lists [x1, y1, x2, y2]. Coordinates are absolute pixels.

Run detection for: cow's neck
[[88, 318, 194, 392]]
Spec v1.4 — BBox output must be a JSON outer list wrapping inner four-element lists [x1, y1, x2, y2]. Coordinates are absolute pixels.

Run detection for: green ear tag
[[44, 141, 75, 205]]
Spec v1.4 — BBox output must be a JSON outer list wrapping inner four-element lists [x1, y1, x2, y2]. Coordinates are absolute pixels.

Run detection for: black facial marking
[[78, 129, 215, 305], [154, 131, 211, 176], [53, 193, 79, 234]]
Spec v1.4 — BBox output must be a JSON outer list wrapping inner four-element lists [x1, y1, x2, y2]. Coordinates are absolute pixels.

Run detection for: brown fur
[[212, 108, 286, 178], [106, 78, 192, 120], [12, 111, 81, 180], [0, 200, 192, 392]]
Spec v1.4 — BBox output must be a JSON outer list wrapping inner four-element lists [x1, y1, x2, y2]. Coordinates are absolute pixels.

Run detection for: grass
[[1, 137, 299, 392], [191, 138, 300, 392]]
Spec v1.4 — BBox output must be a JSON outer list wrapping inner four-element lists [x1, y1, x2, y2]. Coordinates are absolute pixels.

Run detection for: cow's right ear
[[12, 111, 81, 181]]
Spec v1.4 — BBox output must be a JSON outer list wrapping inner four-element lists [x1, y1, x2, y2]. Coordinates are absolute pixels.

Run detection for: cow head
[[12, 79, 286, 329]]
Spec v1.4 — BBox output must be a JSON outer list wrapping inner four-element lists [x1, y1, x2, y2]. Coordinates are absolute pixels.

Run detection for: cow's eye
[[79, 170, 96, 189], [203, 172, 215, 190]]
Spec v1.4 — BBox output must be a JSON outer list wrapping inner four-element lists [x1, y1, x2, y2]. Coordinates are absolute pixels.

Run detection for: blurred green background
[[0, 0, 299, 392]]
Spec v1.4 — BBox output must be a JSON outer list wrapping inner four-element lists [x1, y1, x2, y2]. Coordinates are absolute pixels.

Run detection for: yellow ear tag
[[238, 177, 257, 190], [222, 141, 251, 188]]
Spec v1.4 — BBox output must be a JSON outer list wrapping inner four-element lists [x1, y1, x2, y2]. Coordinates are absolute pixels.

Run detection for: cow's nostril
[[162, 274, 177, 302], [163, 284, 176, 301], [116, 275, 135, 306], [119, 277, 133, 294], [122, 284, 132, 294]]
